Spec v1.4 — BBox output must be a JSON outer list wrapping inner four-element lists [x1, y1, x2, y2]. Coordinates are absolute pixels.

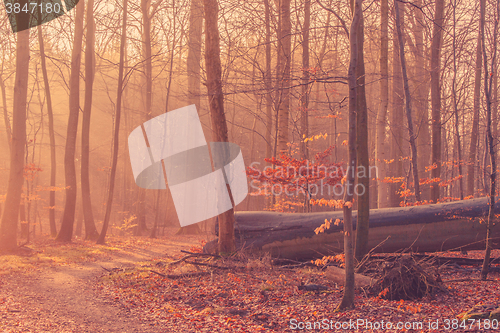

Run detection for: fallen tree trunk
[[204, 197, 500, 259]]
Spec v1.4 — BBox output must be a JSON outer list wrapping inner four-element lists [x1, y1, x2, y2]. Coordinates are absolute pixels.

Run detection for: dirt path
[[1, 236, 204, 333]]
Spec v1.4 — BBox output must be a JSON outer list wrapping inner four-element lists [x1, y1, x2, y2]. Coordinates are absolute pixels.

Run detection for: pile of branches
[[359, 254, 446, 300]]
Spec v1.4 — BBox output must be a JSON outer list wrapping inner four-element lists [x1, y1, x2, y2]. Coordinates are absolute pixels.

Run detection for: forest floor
[[0, 232, 206, 332], [1, 234, 500, 333]]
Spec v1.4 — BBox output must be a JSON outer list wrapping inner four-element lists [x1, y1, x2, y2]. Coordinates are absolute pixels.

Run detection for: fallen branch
[[277, 262, 316, 269], [356, 236, 391, 273], [168, 254, 195, 266], [150, 270, 210, 279], [180, 250, 220, 258], [443, 278, 496, 283], [370, 254, 499, 266], [185, 260, 234, 270]]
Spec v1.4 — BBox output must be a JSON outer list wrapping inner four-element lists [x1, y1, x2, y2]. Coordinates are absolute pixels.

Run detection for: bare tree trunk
[[264, 0, 273, 162], [141, 0, 153, 119], [414, 0, 431, 201], [203, 0, 235, 254], [300, 0, 310, 159], [158, 0, 184, 237], [135, 0, 155, 235], [336, 0, 362, 312], [376, 0, 389, 209], [430, 0, 445, 203], [354, 0, 369, 261], [56, 0, 85, 242], [75, 205, 83, 237], [0, 23, 29, 251], [0, 74, 11, 152], [187, 0, 203, 107], [97, 0, 128, 245], [390, 2, 404, 207], [451, 0, 463, 200], [277, 0, 291, 154], [480, 0, 498, 280], [468, 21, 483, 197], [177, 0, 204, 235], [37, 24, 58, 237], [395, 0, 420, 202], [81, 0, 99, 240]]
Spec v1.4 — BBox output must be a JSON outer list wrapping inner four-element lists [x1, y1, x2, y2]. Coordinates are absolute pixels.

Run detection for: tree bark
[[277, 0, 291, 154], [136, 0, 154, 235], [81, 0, 99, 240], [354, 0, 369, 261], [216, 197, 500, 260], [187, 0, 203, 107], [56, 0, 85, 242], [480, 0, 497, 280], [468, 20, 482, 197], [390, 2, 404, 207], [413, 0, 431, 201], [0, 23, 29, 251], [97, 0, 128, 245], [395, 0, 420, 202], [376, 0, 389, 209], [264, 0, 273, 162], [37, 24, 58, 237], [203, 0, 236, 254], [430, 0, 445, 203], [451, 0, 463, 200], [300, 0, 310, 159], [141, 0, 153, 119], [337, 0, 362, 312], [0, 74, 11, 153]]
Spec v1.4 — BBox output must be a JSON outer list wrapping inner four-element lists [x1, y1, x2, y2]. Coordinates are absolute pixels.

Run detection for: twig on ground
[[185, 260, 235, 270], [150, 270, 211, 279], [443, 278, 495, 283], [168, 254, 195, 266], [180, 250, 220, 258]]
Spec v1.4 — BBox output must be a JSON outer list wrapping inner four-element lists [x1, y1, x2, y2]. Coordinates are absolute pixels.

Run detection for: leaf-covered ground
[[1, 236, 500, 332], [99, 248, 500, 332]]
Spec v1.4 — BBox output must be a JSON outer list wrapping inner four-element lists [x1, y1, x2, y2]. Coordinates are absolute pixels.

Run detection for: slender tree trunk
[[56, 0, 85, 242], [75, 205, 83, 237], [414, 0, 431, 201], [354, 0, 369, 261], [0, 74, 11, 152], [136, 0, 154, 235], [300, 0, 310, 159], [336, 0, 362, 312], [141, 0, 153, 119], [187, 0, 203, 107], [178, 0, 203, 235], [480, 0, 498, 280], [0, 25, 29, 251], [430, 0, 445, 203], [37, 25, 58, 237], [468, 22, 482, 197], [97, 0, 128, 245], [395, 0, 420, 202], [451, 0, 463, 200], [81, 0, 99, 240], [376, 0, 389, 209], [264, 0, 273, 162], [390, 2, 404, 207], [203, 0, 235, 254], [277, 0, 291, 154]]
